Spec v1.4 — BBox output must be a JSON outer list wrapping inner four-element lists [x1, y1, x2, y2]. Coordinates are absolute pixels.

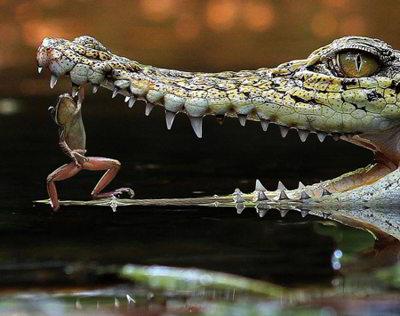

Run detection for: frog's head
[[49, 93, 77, 126]]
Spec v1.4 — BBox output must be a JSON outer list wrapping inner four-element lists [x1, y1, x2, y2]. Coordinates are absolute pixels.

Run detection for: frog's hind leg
[[47, 162, 81, 211], [82, 157, 134, 199]]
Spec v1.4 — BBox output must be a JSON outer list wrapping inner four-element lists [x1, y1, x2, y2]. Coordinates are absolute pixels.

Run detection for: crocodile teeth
[[189, 116, 203, 138], [255, 179, 267, 191], [257, 208, 267, 218], [124, 96, 130, 103], [278, 190, 289, 200], [260, 120, 269, 132], [92, 85, 99, 94], [321, 188, 332, 196], [37, 66, 42, 74], [277, 181, 287, 191], [145, 103, 154, 116], [256, 190, 268, 201], [298, 181, 305, 189], [72, 85, 79, 97], [128, 97, 136, 108], [317, 132, 326, 142], [238, 114, 247, 126], [301, 209, 309, 217], [300, 191, 311, 200], [298, 130, 309, 142], [50, 75, 58, 89], [280, 126, 289, 138], [165, 111, 176, 130], [280, 209, 289, 217], [112, 88, 118, 98]]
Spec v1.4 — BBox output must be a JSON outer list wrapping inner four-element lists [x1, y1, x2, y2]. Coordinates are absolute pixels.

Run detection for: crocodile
[[36, 35, 400, 235]]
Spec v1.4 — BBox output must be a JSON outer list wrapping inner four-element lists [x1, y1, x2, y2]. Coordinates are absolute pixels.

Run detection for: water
[[0, 94, 399, 315]]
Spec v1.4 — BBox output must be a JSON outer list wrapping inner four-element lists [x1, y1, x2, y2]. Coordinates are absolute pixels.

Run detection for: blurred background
[[1, 0, 400, 96]]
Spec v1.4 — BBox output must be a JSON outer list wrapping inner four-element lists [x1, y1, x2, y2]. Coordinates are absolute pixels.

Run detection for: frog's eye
[[336, 50, 380, 78]]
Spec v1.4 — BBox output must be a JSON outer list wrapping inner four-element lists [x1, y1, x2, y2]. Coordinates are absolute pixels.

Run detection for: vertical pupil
[[355, 53, 362, 72]]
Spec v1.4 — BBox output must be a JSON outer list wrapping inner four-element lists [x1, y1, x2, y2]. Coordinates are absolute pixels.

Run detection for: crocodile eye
[[337, 50, 379, 77]]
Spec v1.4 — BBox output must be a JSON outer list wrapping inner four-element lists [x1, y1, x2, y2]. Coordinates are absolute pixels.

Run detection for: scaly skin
[[36, 35, 400, 206]]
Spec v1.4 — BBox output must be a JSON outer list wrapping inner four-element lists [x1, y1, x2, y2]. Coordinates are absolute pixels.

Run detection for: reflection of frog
[[47, 91, 134, 211]]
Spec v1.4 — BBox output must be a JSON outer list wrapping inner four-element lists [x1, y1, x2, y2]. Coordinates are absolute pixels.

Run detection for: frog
[[46, 90, 134, 211]]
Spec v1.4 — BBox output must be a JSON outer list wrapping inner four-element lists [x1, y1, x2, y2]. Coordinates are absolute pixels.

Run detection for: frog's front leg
[[82, 157, 135, 199], [47, 163, 81, 211]]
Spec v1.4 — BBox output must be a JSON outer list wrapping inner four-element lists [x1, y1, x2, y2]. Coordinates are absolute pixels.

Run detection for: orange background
[[1, 0, 399, 96]]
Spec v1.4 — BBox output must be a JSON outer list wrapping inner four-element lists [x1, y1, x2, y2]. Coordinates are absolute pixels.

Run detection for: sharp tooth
[[189, 116, 203, 138], [255, 179, 266, 191], [165, 111, 176, 130], [280, 126, 289, 138], [321, 188, 332, 196], [50, 75, 58, 89], [300, 191, 310, 200], [317, 132, 326, 142], [260, 120, 269, 131], [257, 209, 267, 218], [278, 190, 289, 200], [37, 66, 43, 74], [298, 130, 309, 142], [277, 181, 287, 191], [72, 85, 79, 97], [280, 209, 289, 217], [145, 103, 154, 116], [92, 85, 99, 94], [298, 181, 305, 189], [238, 114, 247, 126], [128, 97, 136, 108], [112, 88, 118, 98], [301, 209, 309, 217], [124, 96, 130, 103], [256, 191, 268, 201]]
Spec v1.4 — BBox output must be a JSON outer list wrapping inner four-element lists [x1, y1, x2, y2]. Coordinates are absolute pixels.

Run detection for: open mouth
[[37, 35, 400, 200]]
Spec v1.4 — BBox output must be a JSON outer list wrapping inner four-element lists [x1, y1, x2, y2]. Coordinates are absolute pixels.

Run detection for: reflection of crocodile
[[36, 36, 400, 238]]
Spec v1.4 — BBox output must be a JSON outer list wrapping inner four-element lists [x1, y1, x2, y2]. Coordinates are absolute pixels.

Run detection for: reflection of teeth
[[50, 75, 58, 89]]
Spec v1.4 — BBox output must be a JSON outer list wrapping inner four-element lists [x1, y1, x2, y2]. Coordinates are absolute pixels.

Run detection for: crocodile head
[[37, 35, 400, 193]]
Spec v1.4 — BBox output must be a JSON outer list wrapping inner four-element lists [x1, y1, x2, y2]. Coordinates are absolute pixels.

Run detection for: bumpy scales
[[37, 35, 400, 202]]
